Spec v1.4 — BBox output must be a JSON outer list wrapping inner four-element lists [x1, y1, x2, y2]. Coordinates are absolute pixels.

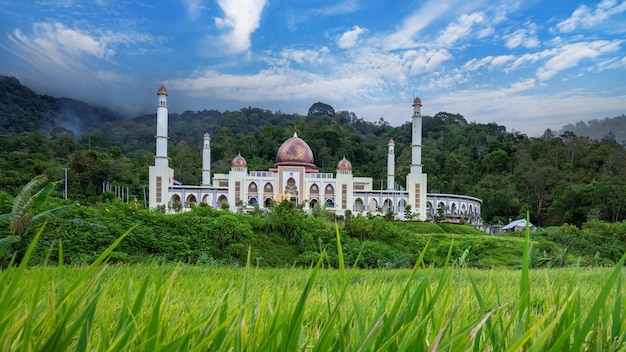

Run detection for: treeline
[[1, 77, 626, 227]]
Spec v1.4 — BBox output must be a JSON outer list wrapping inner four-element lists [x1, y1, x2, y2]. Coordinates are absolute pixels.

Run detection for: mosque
[[148, 86, 483, 226]]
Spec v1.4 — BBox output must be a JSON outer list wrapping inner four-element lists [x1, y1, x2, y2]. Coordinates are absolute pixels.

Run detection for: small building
[[502, 219, 536, 233]]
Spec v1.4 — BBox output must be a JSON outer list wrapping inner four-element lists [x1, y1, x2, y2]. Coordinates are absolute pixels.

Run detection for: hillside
[[1, 77, 626, 228], [0, 75, 121, 135]]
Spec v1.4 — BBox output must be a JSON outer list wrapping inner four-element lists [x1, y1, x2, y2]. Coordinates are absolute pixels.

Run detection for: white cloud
[[407, 49, 452, 74], [537, 40, 623, 80], [337, 26, 367, 49], [381, 0, 453, 50], [214, 0, 268, 52], [557, 0, 626, 33], [436, 13, 485, 47], [503, 27, 539, 49], [315, 0, 359, 16], [278, 47, 330, 65], [181, 0, 206, 21], [5, 22, 114, 77]]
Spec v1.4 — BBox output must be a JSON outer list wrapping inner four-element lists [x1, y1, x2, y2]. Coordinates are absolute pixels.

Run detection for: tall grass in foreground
[[1, 219, 626, 351]]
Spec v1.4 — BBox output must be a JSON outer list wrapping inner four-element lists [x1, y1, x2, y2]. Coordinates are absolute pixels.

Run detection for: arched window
[[248, 182, 258, 194], [324, 184, 334, 196]]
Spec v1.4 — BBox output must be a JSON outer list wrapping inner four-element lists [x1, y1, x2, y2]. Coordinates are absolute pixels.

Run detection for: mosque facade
[[149, 86, 483, 226]]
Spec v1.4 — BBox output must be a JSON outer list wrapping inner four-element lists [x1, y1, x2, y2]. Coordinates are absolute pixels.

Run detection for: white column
[[387, 139, 395, 190], [410, 97, 422, 174], [202, 133, 211, 185], [155, 86, 169, 168]]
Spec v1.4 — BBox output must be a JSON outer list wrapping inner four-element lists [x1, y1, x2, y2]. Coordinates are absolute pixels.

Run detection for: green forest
[[2, 76, 626, 228]]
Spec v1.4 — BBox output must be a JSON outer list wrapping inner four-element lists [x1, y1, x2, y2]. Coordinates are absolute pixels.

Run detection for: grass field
[[2, 227, 626, 351]]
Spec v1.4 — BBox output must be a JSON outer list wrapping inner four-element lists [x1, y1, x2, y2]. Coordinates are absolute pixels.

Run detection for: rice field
[[2, 229, 626, 351]]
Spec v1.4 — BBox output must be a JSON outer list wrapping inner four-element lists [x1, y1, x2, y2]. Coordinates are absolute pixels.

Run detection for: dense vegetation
[[2, 223, 626, 350], [2, 184, 625, 268], [1, 75, 626, 227]]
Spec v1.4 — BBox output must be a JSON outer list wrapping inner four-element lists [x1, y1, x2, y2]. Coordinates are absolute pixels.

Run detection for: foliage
[[0, 175, 69, 264], [3, 77, 626, 228], [3, 221, 626, 350]]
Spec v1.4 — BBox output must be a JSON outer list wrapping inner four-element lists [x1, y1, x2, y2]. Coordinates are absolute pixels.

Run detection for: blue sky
[[1, 0, 625, 136]]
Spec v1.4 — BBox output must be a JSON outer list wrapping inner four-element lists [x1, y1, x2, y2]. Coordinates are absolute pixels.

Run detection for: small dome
[[413, 96, 421, 105], [204, 132, 210, 140], [274, 132, 316, 169], [336, 157, 352, 171], [157, 86, 168, 96], [231, 153, 247, 168], [388, 138, 395, 146]]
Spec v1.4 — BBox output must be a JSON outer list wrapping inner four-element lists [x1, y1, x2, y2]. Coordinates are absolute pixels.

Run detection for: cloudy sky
[[1, 0, 625, 136]]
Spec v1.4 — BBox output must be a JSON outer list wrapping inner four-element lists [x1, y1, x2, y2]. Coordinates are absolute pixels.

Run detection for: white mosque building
[[149, 86, 483, 226]]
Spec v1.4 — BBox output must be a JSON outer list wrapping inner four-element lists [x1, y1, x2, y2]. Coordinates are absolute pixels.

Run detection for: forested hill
[[1, 77, 626, 228], [0, 75, 121, 135]]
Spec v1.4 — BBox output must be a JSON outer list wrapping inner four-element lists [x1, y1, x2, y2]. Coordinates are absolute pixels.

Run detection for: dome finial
[[293, 132, 298, 138]]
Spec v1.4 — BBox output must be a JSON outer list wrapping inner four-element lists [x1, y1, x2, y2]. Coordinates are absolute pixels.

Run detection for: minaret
[[202, 132, 211, 185], [149, 86, 174, 209], [410, 97, 422, 174], [155, 86, 169, 167], [405, 96, 427, 220], [387, 139, 395, 190]]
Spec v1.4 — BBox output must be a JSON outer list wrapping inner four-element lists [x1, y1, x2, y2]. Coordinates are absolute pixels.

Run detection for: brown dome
[[274, 132, 316, 169], [413, 96, 421, 105], [231, 153, 247, 168], [157, 86, 168, 96], [336, 157, 352, 171]]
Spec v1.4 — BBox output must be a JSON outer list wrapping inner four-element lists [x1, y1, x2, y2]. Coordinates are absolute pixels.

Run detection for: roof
[[502, 219, 534, 230]]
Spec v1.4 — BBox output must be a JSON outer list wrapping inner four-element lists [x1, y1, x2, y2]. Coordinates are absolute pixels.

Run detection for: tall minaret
[[155, 86, 169, 168], [406, 96, 427, 220], [410, 97, 422, 174], [202, 132, 211, 185], [387, 139, 395, 190], [149, 86, 174, 209]]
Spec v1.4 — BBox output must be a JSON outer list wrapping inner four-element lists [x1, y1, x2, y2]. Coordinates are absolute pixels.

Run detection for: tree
[[0, 175, 68, 263], [307, 102, 335, 117]]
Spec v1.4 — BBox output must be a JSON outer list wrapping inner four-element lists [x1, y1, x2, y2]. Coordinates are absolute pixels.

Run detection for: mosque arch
[[248, 197, 258, 206], [398, 199, 406, 210], [186, 194, 197, 207], [248, 182, 258, 194], [382, 198, 393, 212], [426, 201, 433, 216], [310, 184, 319, 196], [368, 199, 378, 212], [170, 194, 181, 204], [263, 182, 273, 195], [450, 203, 458, 216], [202, 194, 209, 204], [325, 198, 335, 208], [285, 177, 298, 202], [264, 197, 272, 208], [217, 195, 228, 207], [324, 184, 334, 196], [437, 202, 446, 217], [309, 198, 319, 209], [353, 198, 364, 212]]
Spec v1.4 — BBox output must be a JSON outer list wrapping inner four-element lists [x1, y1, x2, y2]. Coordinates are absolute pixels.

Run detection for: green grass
[[2, 224, 626, 350]]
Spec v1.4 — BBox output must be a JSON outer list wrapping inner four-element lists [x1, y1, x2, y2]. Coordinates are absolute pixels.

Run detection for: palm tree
[[0, 175, 68, 263]]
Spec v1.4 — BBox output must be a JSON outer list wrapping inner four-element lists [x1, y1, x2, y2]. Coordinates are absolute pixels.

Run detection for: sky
[[0, 0, 625, 136]]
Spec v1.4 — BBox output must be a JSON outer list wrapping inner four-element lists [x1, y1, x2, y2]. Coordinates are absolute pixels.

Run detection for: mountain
[[559, 115, 626, 144], [0, 75, 122, 136]]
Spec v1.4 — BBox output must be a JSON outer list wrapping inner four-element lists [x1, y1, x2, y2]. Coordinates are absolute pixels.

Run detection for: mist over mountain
[[0, 75, 122, 136], [3, 74, 625, 145], [559, 115, 626, 144]]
